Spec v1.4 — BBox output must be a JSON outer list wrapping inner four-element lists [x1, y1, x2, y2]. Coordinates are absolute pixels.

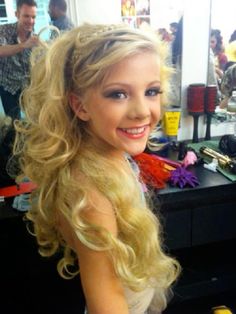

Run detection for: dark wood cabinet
[[0, 203, 85, 314], [0, 164, 236, 312], [157, 165, 236, 305]]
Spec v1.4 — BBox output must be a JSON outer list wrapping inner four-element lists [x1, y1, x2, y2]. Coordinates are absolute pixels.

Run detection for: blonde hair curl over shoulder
[[14, 23, 180, 312]]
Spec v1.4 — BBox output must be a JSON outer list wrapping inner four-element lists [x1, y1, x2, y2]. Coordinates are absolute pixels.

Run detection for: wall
[[75, 0, 121, 25], [179, 0, 211, 140], [67, 0, 183, 28]]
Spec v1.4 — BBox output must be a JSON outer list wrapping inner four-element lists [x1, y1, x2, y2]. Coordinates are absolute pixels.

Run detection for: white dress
[[124, 286, 156, 314], [84, 286, 162, 314]]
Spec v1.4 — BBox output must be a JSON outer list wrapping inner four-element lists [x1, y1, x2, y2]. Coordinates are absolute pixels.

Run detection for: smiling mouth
[[120, 126, 146, 134], [118, 125, 150, 139]]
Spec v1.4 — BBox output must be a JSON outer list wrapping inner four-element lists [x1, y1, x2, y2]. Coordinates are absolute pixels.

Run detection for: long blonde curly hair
[[14, 23, 180, 312]]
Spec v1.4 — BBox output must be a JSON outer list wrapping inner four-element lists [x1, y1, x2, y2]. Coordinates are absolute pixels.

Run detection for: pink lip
[[117, 125, 149, 139]]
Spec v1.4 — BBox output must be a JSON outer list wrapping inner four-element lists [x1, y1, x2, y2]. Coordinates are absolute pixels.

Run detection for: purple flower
[[169, 166, 199, 188]]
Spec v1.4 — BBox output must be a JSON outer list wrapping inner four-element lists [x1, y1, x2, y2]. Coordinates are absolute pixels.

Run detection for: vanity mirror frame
[[208, 0, 236, 124]]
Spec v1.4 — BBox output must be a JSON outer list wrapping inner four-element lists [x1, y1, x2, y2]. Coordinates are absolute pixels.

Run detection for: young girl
[[15, 23, 180, 313]]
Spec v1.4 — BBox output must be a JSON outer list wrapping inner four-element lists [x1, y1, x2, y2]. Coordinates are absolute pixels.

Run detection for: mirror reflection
[[153, 0, 183, 108], [208, 0, 236, 122]]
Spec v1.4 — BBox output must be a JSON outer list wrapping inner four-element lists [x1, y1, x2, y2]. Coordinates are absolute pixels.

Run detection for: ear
[[69, 93, 90, 121], [15, 10, 19, 19]]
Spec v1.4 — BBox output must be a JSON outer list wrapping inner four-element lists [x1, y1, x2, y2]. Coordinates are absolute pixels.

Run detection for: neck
[[17, 26, 30, 42]]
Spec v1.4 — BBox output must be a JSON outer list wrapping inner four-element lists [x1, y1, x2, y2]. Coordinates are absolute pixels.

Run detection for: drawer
[[192, 203, 236, 246], [162, 209, 192, 250]]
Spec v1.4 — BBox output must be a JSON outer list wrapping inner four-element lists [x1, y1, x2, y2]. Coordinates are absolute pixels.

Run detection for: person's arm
[[219, 96, 229, 109], [0, 35, 39, 57], [58, 188, 129, 314], [78, 238, 129, 314], [215, 65, 224, 79]]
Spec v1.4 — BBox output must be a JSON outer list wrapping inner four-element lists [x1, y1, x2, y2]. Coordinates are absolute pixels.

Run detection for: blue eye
[[145, 88, 163, 96], [104, 90, 127, 99]]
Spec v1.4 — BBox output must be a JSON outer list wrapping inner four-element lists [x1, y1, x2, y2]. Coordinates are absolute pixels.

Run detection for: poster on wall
[[136, 17, 150, 28], [136, 0, 150, 15], [122, 17, 136, 28], [121, 0, 136, 16], [121, 0, 150, 28]]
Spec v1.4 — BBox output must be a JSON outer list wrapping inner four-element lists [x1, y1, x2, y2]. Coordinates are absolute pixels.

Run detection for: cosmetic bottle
[[227, 90, 236, 112]]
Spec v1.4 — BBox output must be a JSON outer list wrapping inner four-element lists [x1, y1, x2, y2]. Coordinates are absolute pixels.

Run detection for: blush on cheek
[[152, 112, 161, 127]]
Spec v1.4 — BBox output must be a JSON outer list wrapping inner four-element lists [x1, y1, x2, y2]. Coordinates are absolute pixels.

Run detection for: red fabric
[[133, 153, 171, 189], [0, 182, 37, 198]]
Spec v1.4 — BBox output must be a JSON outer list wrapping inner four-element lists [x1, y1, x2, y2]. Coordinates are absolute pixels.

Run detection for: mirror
[[152, 0, 183, 108], [208, 0, 236, 123]]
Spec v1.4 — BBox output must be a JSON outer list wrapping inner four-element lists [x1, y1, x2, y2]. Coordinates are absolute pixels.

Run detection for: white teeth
[[122, 127, 145, 134]]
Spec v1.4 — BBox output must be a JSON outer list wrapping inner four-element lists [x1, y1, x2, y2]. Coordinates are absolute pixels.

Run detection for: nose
[[28, 17, 35, 25], [127, 95, 150, 120]]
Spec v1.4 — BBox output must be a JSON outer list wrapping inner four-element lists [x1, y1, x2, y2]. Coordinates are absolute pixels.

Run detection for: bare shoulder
[[76, 188, 128, 313]]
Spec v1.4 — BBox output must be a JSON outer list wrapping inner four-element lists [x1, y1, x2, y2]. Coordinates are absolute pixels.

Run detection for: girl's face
[[75, 52, 162, 158]]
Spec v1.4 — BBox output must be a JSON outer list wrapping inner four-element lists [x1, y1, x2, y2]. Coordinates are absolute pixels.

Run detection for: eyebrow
[[103, 80, 161, 89], [23, 14, 36, 18]]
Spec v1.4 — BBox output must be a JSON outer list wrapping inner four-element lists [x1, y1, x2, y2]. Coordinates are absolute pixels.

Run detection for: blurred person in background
[[48, 0, 74, 32], [210, 29, 228, 80], [0, 0, 39, 120]]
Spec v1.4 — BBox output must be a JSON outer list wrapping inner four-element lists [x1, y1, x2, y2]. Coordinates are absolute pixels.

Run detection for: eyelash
[[145, 88, 163, 96], [105, 88, 163, 99], [106, 91, 127, 99]]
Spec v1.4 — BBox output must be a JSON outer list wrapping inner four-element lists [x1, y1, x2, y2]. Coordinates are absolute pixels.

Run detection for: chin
[[126, 146, 146, 157]]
